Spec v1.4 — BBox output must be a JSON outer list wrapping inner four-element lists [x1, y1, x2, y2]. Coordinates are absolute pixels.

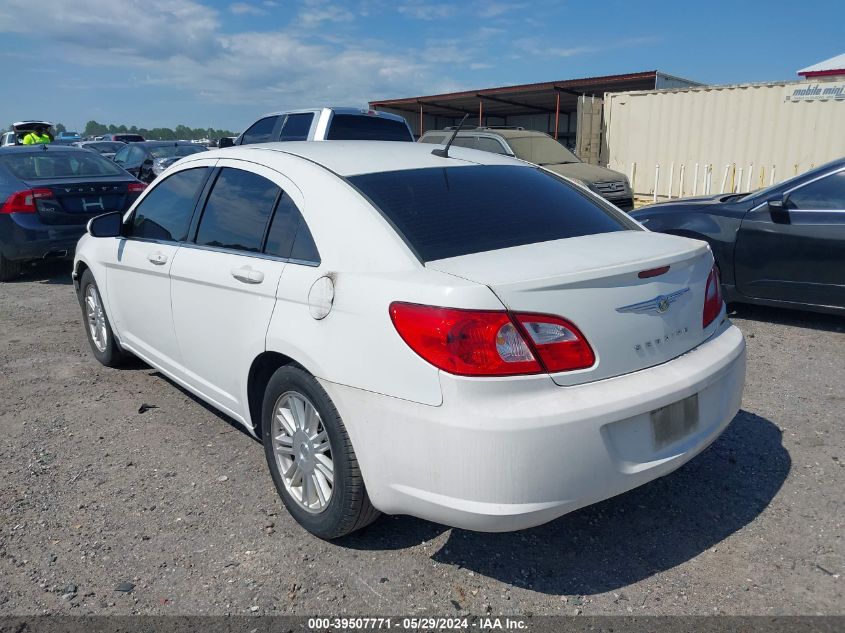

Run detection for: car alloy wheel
[[270, 391, 334, 513], [84, 284, 108, 353]]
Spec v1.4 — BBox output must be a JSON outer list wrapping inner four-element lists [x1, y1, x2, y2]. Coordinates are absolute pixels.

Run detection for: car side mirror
[[766, 193, 786, 211], [218, 137, 234, 148], [767, 193, 790, 224], [87, 211, 124, 238]]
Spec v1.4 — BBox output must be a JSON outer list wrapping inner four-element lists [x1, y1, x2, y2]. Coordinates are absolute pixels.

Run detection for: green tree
[[55, 122, 66, 134]]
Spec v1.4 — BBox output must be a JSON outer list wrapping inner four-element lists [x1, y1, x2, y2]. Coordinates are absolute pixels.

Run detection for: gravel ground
[[0, 261, 842, 616]]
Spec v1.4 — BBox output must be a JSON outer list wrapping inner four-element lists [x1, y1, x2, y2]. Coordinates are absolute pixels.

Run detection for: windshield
[[1, 151, 125, 179], [348, 165, 635, 262], [149, 145, 207, 159], [507, 136, 580, 166]]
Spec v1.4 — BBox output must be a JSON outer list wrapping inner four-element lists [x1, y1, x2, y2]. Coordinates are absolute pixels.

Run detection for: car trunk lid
[[26, 177, 141, 225], [426, 231, 716, 386]]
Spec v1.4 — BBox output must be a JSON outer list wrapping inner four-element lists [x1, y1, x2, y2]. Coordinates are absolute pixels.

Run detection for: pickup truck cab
[[220, 107, 413, 147]]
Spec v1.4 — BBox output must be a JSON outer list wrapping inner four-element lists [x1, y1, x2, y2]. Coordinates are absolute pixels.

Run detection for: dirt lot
[[0, 261, 842, 616]]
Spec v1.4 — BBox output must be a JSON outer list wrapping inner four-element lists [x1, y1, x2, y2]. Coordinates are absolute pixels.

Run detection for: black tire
[[0, 254, 21, 282], [79, 269, 130, 367], [262, 365, 380, 539]]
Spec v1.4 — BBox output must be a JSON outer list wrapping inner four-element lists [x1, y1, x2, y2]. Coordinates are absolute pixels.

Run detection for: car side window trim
[[175, 241, 320, 267]]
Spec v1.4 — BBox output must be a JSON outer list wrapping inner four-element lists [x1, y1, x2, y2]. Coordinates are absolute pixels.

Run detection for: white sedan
[[73, 141, 746, 539]]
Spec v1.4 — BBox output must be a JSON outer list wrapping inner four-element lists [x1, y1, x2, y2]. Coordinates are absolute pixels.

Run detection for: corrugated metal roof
[[369, 71, 681, 118], [798, 52, 845, 74]]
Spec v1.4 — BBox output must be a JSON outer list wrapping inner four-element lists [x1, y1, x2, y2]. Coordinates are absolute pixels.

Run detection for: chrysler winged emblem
[[616, 288, 690, 315]]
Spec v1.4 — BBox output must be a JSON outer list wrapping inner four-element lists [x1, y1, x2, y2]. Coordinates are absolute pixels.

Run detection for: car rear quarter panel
[[635, 208, 743, 286], [253, 152, 503, 407]]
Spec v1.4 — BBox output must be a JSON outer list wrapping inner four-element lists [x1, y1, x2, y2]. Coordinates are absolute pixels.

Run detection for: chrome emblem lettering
[[616, 288, 690, 315]]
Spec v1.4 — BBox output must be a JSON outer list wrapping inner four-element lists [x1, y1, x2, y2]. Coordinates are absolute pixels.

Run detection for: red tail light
[[0, 188, 53, 214], [513, 313, 595, 373], [702, 264, 723, 328], [127, 182, 147, 193], [389, 302, 594, 377]]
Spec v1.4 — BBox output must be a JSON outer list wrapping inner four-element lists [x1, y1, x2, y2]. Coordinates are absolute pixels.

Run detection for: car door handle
[[231, 265, 264, 284], [147, 251, 168, 265]]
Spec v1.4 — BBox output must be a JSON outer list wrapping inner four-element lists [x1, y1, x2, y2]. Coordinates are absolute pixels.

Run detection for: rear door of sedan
[[168, 160, 303, 421], [734, 167, 845, 309]]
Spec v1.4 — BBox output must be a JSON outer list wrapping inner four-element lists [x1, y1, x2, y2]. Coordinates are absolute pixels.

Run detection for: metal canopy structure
[[370, 71, 695, 139]]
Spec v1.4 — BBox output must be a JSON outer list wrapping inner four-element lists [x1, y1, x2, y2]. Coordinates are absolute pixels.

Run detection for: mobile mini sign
[[785, 83, 845, 101]]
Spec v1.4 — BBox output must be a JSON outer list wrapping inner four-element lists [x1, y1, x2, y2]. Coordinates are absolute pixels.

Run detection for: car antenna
[[431, 114, 469, 158]]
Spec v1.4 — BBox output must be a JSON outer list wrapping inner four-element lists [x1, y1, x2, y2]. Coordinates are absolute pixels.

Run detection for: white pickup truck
[[220, 107, 413, 147]]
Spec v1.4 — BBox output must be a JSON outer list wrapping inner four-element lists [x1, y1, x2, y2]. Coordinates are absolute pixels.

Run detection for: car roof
[[193, 140, 523, 177], [256, 107, 408, 124], [422, 127, 550, 140], [130, 140, 197, 146], [0, 144, 85, 154]]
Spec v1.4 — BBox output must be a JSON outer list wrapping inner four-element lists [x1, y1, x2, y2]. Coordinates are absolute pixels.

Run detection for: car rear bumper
[[320, 321, 745, 532], [0, 213, 84, 261]]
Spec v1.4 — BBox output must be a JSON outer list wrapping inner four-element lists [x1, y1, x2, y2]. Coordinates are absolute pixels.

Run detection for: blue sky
[[0, 0, 841, 133]]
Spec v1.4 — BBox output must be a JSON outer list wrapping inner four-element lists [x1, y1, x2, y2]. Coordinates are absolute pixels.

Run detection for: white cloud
[[230, 2, 267, 15], [396, 2, 455, 20], [298, 4, 355, 26], [476, 1, 529, 18]]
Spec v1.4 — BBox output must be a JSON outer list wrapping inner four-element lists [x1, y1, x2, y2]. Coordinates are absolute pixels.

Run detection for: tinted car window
[[326, 114, 412, 141], [149, 145, 207, 159], [349, 165, 635, 262], [263, 194, 320, 263], [451, 137, 476, 149], [115, 135, 145, 143], [279, 113, 314, 141], [0, 151, 124, 179], [476, 137, 508, 154], [290, 220, 320, 263], [128, 146, 146, 164], [129, 167, 209, 241], [113, 146, 130, 163], [240, 116, 279, 145], [419, 133, 448, 144], [195, 168, 280, 252], [787, 171, 845, 210]]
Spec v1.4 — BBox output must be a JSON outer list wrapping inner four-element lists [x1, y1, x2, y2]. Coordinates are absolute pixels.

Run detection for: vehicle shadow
[[340, 410, 790, 595], [13, 260, 74, 285], [148, 370, 262, 444], [730, 303, 844, 333]]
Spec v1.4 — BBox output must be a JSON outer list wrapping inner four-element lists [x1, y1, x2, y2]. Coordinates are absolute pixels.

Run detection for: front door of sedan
[[734, 168, 845, 309], [106, 166, 212, 374], [169, 162, 300, 422]]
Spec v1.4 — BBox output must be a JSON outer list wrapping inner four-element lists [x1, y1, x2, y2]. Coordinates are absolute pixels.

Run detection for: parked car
[[0, 145, 146, 281], [631, 158, 845, 315], [73, 141, 744, 538], [55, 131, 82, 144], [219, 107, 413, 148], [1, 121, 55, 146], [101, 133, 145, 143], [112, 141, 208, 183], [420, 126, 634, 210], [73, 140, 126, 160]]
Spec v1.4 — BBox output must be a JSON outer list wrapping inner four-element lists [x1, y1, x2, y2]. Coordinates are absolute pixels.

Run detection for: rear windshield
[[348, 165, 635, 262], [85, 142, 124, 153], [0, 151, 125, 179], [326, 114, 413, 142], [149, 145, 207, 159], [116, 135, 145, 142]]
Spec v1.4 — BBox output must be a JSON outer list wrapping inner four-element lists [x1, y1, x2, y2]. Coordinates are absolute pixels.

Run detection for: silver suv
[[420, 127, 633, 210], [222, 107, 414, 147]]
